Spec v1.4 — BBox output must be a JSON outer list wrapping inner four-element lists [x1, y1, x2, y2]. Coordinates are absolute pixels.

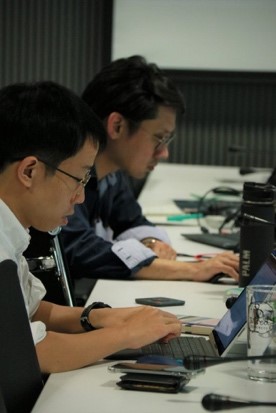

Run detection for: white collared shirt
[[0, 199, 47, 344]]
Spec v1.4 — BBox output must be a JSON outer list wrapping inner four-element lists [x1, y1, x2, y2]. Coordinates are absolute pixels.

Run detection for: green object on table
[[167, 213, 203, 222]]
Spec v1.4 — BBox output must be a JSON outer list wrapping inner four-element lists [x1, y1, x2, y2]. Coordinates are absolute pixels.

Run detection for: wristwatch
[[80, 301, 111, 331], [141, 238, 157, 248]]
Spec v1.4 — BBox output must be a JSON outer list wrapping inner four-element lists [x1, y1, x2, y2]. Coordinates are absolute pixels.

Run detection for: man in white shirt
[[0, 81, 181, 373]]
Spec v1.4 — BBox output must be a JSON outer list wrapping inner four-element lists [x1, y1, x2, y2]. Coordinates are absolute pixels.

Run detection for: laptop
[[174, 199, 241, 215], [182, 232, 240, 251], [106, 250, 276, 360]]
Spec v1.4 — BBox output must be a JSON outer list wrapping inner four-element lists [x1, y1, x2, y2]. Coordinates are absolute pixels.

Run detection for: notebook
[[183, 232, 240, 251], [106, 250, 276, 360]]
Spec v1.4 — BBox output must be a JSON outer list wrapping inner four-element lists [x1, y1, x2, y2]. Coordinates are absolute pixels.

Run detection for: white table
[[138, 163, 269, 218], [31, 164, 274, 412], [32, 279, 276, 413], [139, 163, 270, 257]]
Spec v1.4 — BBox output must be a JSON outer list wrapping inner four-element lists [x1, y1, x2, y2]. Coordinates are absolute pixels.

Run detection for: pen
[[167, 213, 203, 222], [177, 253, 217, 260]]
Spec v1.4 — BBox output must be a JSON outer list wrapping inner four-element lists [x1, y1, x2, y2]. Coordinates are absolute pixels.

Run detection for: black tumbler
[[239, 182, 275, 287]]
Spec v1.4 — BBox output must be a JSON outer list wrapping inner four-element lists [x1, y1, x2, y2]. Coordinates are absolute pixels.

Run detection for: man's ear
[[16, 157, 39, 188], [106, 112, 125, 140]]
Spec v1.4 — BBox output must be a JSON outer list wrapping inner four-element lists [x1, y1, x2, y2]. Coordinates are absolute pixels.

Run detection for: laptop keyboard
[[142, 336, 218, 358]]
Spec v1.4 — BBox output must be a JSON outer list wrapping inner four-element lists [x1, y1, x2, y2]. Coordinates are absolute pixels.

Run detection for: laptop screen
[[213, 251, 276, 356]]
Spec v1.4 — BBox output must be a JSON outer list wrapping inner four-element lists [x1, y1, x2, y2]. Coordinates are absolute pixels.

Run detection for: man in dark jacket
[[61, 56, 239, 289]]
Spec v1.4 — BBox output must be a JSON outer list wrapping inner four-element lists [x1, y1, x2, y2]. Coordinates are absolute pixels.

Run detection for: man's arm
[[61, 171, 238, 282], [134, 252, 239, 282], [32, 301, 181, 373], [61, 171, 172, 279]]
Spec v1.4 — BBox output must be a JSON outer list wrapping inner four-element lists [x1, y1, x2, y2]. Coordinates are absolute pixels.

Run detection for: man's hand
[[89, 305, 182, 348], [120, 306, 182, 349], [193, 251, 239, 282]]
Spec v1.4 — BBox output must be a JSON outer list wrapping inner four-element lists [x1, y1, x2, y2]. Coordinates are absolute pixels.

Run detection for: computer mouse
[[209, 273, 226, 284], [209, 273, 235, 284], [137, 355, 182, 366]]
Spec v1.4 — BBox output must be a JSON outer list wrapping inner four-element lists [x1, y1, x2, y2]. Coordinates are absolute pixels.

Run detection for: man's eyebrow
[[155, 129, 175, 137], [160, 126, 175, 133]]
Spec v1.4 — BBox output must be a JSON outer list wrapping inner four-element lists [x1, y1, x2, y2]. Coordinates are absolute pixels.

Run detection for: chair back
[[0, 386, 7, 413], [24, 227, 75, 306], [0, 259, 44, 413]]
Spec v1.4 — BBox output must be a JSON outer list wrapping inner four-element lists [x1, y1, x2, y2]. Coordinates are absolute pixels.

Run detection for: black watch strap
[[80, 301, 111, 331]]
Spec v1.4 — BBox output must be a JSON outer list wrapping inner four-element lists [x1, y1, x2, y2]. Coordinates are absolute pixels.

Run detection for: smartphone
[[135, 297, 185, 307], [108, 362, 191, 377], [117, 372, 189, 393]]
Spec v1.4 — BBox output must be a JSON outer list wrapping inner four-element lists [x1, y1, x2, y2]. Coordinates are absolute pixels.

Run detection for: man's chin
[[147, 163, 157, 173], [133, 169, 152, 179], [47, 226, 62, 236], [60, 217, 68, 226]]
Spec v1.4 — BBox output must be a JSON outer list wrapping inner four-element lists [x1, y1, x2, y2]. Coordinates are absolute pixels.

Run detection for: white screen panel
[[113, 0, 276, 71]]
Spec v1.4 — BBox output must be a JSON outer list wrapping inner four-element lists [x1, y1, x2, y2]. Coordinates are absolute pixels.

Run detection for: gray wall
[[167, 70, 276, 168], [0, 0, 113, 94]]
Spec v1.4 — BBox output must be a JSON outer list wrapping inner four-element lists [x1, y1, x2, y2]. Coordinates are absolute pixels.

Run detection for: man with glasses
[[0, 80, 182, 372], [37, 159, 93, 189], [61, 56, 239, 290]]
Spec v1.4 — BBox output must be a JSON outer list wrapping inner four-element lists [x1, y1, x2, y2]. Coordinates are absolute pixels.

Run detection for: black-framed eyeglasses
[[38, 159, 92, 188]]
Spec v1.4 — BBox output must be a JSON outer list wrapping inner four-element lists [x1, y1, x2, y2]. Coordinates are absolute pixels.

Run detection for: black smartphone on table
[[135, 297, 185, 307], [108, 362, 188, 377]]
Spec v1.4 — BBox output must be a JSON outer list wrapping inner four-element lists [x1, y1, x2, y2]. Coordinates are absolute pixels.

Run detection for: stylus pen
[[177, 253, 217, 259]]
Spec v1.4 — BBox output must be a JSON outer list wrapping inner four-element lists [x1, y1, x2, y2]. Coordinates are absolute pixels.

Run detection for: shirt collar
[[0, 199, 30, 255]]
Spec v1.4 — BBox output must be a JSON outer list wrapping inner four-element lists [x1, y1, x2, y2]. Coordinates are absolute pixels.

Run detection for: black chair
[[0, 386, 7, 413], [0, 259, 44, 413], [24, 227, 76, 306]]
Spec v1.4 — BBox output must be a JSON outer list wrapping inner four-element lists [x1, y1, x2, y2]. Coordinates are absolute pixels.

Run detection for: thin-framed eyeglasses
[[140, 126, 175, 151], [154, 133, 175, 151], [38, 159, 93, 188]]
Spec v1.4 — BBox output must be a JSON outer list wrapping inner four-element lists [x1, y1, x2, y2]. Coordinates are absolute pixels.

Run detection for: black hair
[[82, 55, 185, 133], [0, 81, 106, 172]]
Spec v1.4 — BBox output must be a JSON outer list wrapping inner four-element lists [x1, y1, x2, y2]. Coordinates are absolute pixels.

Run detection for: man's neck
[[95, 152, 119, 180]]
